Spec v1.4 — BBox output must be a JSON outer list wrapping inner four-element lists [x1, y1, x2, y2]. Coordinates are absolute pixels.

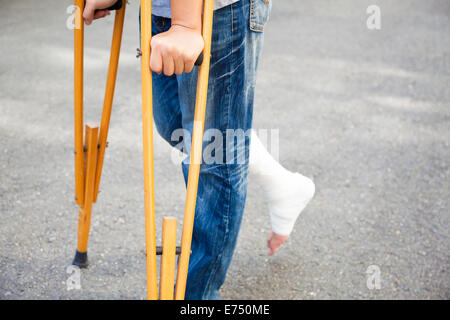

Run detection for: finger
[[94, 9, 111, 19], [174, 54, 184, 75], [150, 42, 163, 74], [183, 53, 198, 74], [183, 59, 195, 74], [93, 10, 109, 20], [162, 51, 175, 76], [83, 3, 96, 25]]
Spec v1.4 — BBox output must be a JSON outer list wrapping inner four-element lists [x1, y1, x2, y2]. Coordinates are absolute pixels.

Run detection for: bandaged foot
[[264, 170, 315, 236], [249, 130, 315, 251]]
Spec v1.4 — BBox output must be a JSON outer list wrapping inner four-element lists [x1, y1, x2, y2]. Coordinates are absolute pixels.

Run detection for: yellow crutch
[[140, 0, 214, 300], [72, 0, 126, 267]]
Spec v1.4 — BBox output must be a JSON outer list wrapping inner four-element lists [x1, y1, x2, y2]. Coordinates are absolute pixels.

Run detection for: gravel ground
[[0, 0, 449, 299]]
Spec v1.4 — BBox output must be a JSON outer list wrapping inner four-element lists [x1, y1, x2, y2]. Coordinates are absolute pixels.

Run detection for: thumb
[[83, 3, 96, 25]]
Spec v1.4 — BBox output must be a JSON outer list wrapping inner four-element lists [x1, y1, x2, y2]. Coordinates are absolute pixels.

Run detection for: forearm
[[171, 0, 203, 32]]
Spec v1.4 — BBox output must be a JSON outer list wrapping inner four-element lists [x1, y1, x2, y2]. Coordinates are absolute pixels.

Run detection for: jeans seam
[[231, 3, 234, 33]]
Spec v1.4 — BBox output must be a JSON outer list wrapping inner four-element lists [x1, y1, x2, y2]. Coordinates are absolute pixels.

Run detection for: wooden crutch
[[72, 0, 126, 268], [140, 0, 214, 300]]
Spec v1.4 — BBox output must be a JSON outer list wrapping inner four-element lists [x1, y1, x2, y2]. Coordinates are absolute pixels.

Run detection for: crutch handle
[[94, 0, 123, 13], [194, 52, 203, 66], [93, 0, 202, 67]]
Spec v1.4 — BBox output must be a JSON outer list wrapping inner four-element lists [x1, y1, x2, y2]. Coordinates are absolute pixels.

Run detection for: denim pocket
[[249, 0, 272, 32]]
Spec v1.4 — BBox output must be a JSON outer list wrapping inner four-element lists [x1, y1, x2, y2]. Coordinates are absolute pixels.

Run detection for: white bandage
[[249, 130, 315, 235]]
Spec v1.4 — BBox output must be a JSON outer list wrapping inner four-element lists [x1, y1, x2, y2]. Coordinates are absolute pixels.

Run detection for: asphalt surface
[[0, 0, 449, 299]]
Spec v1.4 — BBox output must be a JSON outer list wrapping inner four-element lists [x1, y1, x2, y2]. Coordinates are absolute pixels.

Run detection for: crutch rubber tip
[[72, 250, 88, 268]]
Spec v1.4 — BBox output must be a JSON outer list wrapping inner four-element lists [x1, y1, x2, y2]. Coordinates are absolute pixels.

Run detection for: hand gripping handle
[[100, 0, 204, 66]]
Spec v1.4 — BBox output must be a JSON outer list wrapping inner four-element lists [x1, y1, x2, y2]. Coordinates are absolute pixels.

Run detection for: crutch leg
[[93, 3, 127, 202], [73, 123, 99, 268], [140, 0, 158, 300], [74, 0, 85, 207], [159, 217, 177, 300], [175, 0, 215, 300]]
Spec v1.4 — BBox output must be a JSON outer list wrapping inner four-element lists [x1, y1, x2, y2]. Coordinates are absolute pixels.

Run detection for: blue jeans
[[144, 0, 271, 299]]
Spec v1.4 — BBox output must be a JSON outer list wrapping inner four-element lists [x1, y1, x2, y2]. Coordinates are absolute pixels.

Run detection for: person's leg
[[174, 0, 270, 300]]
